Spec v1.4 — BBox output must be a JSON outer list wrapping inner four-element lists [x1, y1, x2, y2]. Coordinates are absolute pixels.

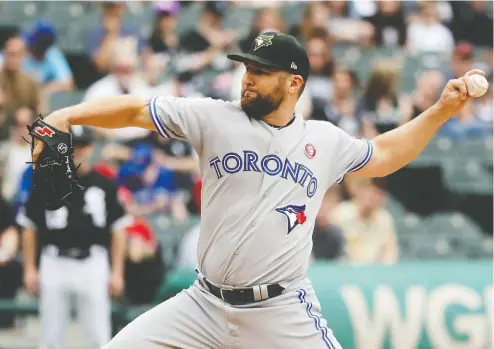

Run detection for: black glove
[[26, 115, 83, 210]]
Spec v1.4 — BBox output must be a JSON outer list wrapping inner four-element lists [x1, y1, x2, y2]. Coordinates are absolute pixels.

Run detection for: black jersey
[[18, 170, 128, 250], [0, 197, 15, 235]]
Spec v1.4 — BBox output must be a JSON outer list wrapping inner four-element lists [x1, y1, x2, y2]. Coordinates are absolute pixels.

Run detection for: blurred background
[[0, 1, 492, 348]]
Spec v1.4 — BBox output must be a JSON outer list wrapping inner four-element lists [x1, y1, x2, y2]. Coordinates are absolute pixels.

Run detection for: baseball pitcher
[[29, 32, 486, 349]]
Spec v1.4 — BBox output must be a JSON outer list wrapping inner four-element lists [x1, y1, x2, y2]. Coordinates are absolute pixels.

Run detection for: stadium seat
[[416, 52, 450, 71], [385, 195, 406, 216], [154, 267, 197, 303], [374, 46, 407, 62], [395, 212, 423, 238], [42, 1, 85, 21], [281, 3, 304, 28], [147, 214, 200, 269], [89, 140, 106, 165], [124, 2, 154, 38], [0, 298, 125, 318], [422, 212, 484, 236], [442, 227, 490, 258], [451, 138, 493, 164], [410, 136, 454, 167], [332, 43, 361, 67], [415, 241, 456, 259], [0, 299, 38, 315], [399, 76, 417, 94], [48, 90, 85, 112], [399, 222, 487, 260], [0, 1, 37, 26], [121, 304, 155, 323], [385, 196, 416, 236], [176, 2, 203, 36], [353, 50, 379, 82], [398, 232, 445, 260], [400, 51, 451, 92], [222, 6, 255, 35], [57, 25, 87, 52], [400, 54, 421, 83], [442, 158, 493, 195]]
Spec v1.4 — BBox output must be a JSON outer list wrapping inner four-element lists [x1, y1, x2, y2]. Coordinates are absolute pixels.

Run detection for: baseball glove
[[25, 115, 83, 210]]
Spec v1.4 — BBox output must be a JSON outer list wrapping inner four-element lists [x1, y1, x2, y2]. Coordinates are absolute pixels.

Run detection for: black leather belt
[[202, 278, 285, 305], [57, 248, 90, 260]]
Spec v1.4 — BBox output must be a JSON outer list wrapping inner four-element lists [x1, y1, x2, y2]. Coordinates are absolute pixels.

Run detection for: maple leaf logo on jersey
[[275, 204, 307, 234]]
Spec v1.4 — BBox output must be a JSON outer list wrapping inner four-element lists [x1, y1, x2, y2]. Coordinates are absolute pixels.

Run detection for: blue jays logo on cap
[[275, 204, 307, 234], [253, 34, 274, 51]]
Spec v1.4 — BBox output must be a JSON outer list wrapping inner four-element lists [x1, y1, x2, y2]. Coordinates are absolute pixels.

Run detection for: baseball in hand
[[468, 74, 489, 98]]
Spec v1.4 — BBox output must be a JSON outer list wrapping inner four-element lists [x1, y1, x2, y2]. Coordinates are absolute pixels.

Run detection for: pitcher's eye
[[246, 65, 269, 75]]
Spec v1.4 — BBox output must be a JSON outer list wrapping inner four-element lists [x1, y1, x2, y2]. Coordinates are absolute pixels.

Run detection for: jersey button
[[274, 148, 280, 154], [263, 191, 269, 197], [234, 249, 239, 255], [251, 220, 257, 226]]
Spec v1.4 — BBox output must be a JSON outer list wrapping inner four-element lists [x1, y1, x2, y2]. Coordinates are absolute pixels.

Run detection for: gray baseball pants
[[102, 278, 343, 349]]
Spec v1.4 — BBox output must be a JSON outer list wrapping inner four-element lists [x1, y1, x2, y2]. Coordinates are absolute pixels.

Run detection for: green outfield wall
[[161, 260, 493, 349]]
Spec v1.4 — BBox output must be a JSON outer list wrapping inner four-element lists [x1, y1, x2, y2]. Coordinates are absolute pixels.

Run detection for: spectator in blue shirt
[[23, 20, 74, 96], [12, 164, 33, 214], [86, 2, 146, 74], [117, 144, 188, 221], [437, 100, 487, 142]]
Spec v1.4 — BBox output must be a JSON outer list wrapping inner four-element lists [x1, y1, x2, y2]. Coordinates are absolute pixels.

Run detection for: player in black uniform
[[0, 196, 22, 328], [17, 126, 132, 349]]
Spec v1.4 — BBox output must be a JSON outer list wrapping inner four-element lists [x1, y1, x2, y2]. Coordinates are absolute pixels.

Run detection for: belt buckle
[[220, 287, 233, 301]]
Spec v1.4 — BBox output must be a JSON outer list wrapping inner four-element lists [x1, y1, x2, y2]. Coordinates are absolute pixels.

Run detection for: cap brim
[[227, 53, 284, 71]]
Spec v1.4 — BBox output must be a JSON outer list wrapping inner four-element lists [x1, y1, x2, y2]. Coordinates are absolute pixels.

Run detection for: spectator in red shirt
[[124, 218, 165, 305]]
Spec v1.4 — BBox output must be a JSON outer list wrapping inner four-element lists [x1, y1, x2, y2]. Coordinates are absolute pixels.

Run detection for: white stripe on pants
[[39, 245, 111, 349]]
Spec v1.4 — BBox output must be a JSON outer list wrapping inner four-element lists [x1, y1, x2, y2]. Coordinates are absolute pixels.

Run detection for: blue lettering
[[307, 177, 317, 198], [210, 151, 319, 198], [261, 155, 282, 176], [209, 157, 223, 179], [222, 152, 242, 174], [281, 158, 300, 182], [243, 150, 261, 172], [298, 165, 312, 187]]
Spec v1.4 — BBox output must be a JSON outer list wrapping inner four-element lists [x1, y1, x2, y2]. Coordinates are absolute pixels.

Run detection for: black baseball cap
[[227, 31, 310, 82]]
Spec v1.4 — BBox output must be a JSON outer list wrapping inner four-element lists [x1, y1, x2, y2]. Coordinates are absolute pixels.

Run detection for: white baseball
[[468, 74, 489, 98]]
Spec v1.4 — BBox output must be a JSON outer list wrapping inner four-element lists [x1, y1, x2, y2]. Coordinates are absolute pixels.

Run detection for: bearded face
[[240, 75, 287, 120]]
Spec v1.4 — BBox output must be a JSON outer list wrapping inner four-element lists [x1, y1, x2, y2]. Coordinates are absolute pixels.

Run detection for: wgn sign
[[310, 261, 493, 349]]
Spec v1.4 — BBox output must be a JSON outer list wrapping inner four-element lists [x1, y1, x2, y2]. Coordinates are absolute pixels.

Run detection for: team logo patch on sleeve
[[304, 144, 316, 159], [275, 204, 307, 234]]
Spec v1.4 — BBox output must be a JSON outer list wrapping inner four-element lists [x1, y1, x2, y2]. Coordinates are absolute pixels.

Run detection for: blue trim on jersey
[[335, 139, 373, 184], [297, 289, 335, 349], [148, 97, 170, 138], [348, 139, 373, 173]]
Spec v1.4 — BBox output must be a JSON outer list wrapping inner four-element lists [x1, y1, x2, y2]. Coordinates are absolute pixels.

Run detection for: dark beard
[[241, 93, 283, 120]]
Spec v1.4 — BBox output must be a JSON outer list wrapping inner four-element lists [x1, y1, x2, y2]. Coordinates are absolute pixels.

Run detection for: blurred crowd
[[0, 0, 492, 321]]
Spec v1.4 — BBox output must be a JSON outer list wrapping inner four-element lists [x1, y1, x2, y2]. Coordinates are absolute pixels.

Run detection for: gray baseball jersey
[[148, 96, 372, 287]]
